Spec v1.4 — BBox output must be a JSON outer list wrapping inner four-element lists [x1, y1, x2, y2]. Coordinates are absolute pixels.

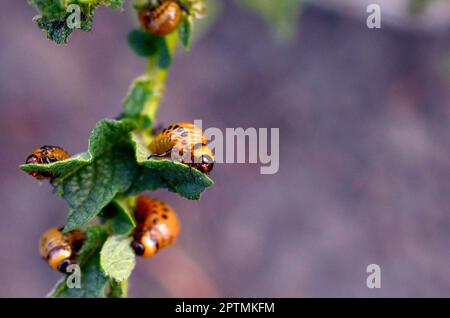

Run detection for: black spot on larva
[[173, 125, 180, 129], [152, 219, 158, 225], [168, 125, 173, 130], [162, 214, 168, 219], [163, 207, 169, 212], [152, 210, 158, 215]]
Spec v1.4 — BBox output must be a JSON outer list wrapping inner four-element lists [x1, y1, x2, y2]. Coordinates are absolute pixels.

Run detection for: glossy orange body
[[149, 122, 206, 153], [131, 195, 181, 258], [39, 227, 85, 272], [139, 0, 182, 36], [148, 122, 214, 174], [25, 145, 69, 180]]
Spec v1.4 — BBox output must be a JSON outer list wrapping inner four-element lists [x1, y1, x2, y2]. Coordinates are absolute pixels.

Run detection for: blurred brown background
[[0, 0, 449, 297]]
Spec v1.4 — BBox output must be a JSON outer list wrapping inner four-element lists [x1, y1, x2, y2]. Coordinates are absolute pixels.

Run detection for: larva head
[[26, 154, 50, 180], [25, 145, 69, 180], [47, 247, 73, 272], [131, 234, 159, 258], [191, 145, 215, 174]]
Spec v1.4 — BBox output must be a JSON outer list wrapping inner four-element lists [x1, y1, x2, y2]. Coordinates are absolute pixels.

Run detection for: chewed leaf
[[127, 133, 214, 200], [100, 235, 136, 282]]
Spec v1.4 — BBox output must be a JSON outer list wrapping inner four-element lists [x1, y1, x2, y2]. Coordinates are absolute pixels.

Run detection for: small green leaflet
[[100, 235, 136, 282], [100, 197, 136, 235], [179, 16, 194, 49], [127, 29, 161, 57], [77, 226, 109, 266]]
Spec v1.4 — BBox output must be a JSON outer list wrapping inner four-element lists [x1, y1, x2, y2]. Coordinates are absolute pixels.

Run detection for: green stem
[[141, 32, 179, 123]]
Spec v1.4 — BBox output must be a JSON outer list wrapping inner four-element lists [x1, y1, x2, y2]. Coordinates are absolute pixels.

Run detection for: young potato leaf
[[127, 133, 214, 200], [77, 225, 109, 267], [120, 75, 154, 129], [101, 197, 136, 235], [128, 29, 161, 57], [179, 16, 194, 49], [100, 235, 136, 282]]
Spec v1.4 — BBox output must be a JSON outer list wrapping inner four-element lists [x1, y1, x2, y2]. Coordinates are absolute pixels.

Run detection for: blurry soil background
[[0, 0, 449, 297]]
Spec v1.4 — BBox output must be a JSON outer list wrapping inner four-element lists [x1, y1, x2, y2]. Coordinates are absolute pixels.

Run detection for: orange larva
[[148, 122, 214, 174], [131, 195, 181, 258], [25, 145, 69, 180], [39, 227, 85, 273], [139, 0, 189, 37]]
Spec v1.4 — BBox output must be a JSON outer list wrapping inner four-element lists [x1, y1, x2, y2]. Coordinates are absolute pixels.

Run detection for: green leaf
[[127, 133, 214, 200], [59, 147, 138, 232], [128, 29, 161, 57], [121, 75, 154, 126], [21, 119, 138, 231], [179, 16, 193, 49], [35, 16, 76, 45], [20, 152, 90, 178], [29, 0, 125, 44], [77, 225, 109, 267], [60, 119, 138, 231], [108, 279, 128, 298], [100, 235, 136, 282], [101, 198, 136, 235], [48, 252, 108, 298], [157, 38, 173, 69]]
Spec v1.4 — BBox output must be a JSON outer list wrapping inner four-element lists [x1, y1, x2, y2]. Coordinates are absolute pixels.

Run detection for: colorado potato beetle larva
[[25, 145, 69, 180], [131, 195, 181, 258], [39, 227, 85, 273]]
